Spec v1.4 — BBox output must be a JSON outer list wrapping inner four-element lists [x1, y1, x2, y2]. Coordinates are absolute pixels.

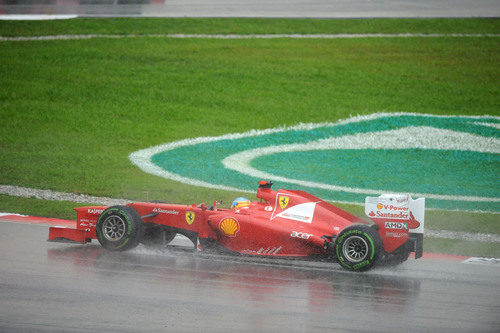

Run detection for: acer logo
[[290, 231, 312, 240]]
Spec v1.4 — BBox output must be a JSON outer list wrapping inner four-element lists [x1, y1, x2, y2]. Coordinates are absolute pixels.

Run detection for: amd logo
[[384, 222, 408, 230]]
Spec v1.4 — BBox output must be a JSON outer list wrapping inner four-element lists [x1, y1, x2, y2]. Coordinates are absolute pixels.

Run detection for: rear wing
[[365, 194, 425, 258]]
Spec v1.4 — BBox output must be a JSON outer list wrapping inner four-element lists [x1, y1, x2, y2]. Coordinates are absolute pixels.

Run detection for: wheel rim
[[102, 215, 126, 242], [343, 235, 369, 263]]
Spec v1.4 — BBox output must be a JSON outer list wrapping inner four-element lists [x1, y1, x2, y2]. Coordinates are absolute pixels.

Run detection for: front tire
[[96, 206, 143, 251], [334, 225, 383, 272]]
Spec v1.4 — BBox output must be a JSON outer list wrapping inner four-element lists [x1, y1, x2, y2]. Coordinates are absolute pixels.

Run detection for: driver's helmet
[[231, 197, 251, 210]]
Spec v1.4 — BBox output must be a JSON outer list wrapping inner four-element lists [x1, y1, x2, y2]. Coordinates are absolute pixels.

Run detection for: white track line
[[462, 257, 500, 265], [1, 33, 499, 42], [0, 15, 78, 21], [0, 184, 127, 206], [0, 184, 498, 242]]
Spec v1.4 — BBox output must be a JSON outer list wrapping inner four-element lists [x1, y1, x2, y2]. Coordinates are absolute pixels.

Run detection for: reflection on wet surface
[[47, 245, 422, 315]]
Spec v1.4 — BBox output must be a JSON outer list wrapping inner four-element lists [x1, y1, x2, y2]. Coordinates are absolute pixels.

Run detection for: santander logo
[[365, 194, 425, 232]]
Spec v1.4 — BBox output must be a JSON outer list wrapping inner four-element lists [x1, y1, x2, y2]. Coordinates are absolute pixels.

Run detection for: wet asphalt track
[[2, 0, 499, 18], [0, 221, 499, 332]]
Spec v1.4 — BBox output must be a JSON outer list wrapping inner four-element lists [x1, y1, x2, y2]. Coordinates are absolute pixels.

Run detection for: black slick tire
[[334, 225, 383, 272], [96, 205, 143, 251]]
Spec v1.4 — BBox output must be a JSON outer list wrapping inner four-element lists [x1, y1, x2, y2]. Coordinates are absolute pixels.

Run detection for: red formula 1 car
[[48, 181, 424, 271]]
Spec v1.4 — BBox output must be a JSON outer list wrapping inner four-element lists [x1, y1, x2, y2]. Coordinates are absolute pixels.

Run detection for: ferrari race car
[[48, 181, 424, 272]]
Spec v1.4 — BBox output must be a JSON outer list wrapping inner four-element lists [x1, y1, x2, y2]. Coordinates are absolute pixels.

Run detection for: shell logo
[[377, 203, 383, 210], [219, 217, 240, 237]]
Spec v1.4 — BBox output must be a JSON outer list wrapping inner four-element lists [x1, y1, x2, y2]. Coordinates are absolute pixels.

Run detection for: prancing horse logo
[[186, 211, 195, 225], [279, 196, 289, 209]]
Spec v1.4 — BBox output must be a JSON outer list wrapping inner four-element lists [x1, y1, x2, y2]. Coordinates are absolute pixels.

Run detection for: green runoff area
[[0, 18, 499, 257]]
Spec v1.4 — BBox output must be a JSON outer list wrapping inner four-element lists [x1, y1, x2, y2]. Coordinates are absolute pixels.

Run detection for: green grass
[[0, 194, 80, 220], [0, 18, 499, 256], [424, 238, 500, 258], [1, 38, 498, 197], [0, 18, 498, 37]]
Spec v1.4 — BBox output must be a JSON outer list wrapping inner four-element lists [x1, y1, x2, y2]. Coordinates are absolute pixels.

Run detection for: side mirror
[[258, 180, 273, 189]]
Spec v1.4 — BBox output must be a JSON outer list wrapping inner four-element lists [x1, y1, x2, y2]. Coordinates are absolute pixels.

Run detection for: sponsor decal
[[264, 206, 273, 212], [272, 197, 317, 223], [278, 211, 312, 223], [372, 203, 410, 219], [88, 208, 105, 214], [353, 260, 370, 270], [374, 211, 409, 219], [366, 195, 425, 233], [380, 204, 409, 212], [408, 211, 421, 229], [279, 196, 289, 209], [79, 220, 96, 226], [153, 208, 179, 215], [366, 196, 412, 220], [185, 211, 195, 225], [242, 247, 282, 255], [290, 231, 312, 240], [385, 222, 408, 229], [219, 217, 240, 237], [257, 246, 282, 255], [386, 231, 407, 238]]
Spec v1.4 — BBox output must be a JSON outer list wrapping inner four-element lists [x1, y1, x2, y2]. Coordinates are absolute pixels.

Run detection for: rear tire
[[334, 225, 383, 272], [96, 206, 142, 251]]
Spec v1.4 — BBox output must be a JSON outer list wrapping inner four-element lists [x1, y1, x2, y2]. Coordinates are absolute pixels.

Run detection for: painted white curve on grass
[[129, 112, 500, 204], [129, 112, 402, 192], [473, 122, 500, 130], [222, 126, 500, 202]]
